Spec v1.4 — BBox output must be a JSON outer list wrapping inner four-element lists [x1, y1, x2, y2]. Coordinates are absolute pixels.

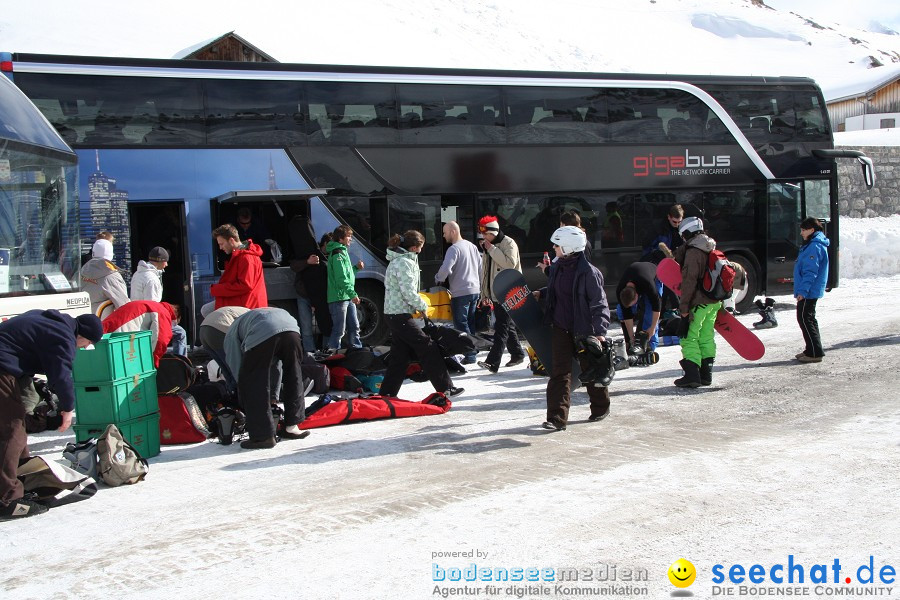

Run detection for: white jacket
[[130, 260, 163, 302]]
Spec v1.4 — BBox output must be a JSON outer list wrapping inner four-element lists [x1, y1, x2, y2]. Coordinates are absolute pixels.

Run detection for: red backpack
[[701, 249, 736, 300]]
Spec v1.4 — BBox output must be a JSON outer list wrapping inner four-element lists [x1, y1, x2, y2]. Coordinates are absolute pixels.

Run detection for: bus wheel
[[356, 281, 388, 346], [729, 254, 759, 314]]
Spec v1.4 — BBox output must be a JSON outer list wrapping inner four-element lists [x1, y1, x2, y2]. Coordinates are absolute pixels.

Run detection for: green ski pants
[[680, 302, 722, 366]]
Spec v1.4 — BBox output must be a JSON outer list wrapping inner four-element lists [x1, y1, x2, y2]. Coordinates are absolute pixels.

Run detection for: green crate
[[75, 371, 158, 424], [73, 412, 161, 459], [73, 331, 154, 383]]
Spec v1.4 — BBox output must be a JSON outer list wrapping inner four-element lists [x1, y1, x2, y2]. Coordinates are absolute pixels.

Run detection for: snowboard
[[492, 268, 580, 381], [656, 258, 765, 361]]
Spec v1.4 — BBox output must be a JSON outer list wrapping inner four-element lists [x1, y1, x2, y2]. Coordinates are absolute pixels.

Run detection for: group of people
[[0, 203, 832, 519]]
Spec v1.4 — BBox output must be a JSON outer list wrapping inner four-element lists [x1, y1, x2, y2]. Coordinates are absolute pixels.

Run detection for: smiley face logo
[[667, 558, 696, 588]]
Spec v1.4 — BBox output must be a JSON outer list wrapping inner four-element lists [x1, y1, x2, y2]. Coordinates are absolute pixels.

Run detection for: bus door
[[127, 200, 192, 342], [766, 179, 835, 293], [766, 181, 803, 292]]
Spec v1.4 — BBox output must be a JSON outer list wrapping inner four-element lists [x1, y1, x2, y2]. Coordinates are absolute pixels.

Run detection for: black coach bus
[[2, 52, 874, 344]]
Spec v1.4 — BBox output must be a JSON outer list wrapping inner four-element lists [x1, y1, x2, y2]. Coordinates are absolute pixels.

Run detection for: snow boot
[[699, 357, 714, 386], [753, 299, 778, 329], [674, 359, 702, 388]]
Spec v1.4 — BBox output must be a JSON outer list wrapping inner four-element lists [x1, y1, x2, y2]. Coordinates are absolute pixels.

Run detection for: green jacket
[[325, 240, 359, 303], [384, 247, 427, 315]]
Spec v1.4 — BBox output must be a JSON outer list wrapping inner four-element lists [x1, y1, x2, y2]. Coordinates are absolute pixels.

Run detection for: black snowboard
[[492, 269, 580, 382]]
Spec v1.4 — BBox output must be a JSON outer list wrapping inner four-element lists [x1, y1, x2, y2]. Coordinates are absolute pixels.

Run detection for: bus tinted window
[[206, 79, 305, 145], [17, 73, 204, 147], [307, 82, 398, 145], [707, 88, 829, 144], [397, 84, 504, 144], [505, 87, 606, 143], [328, 196, 390, 255], [388, 197, 442, 261], [608, 88, 705, 143]]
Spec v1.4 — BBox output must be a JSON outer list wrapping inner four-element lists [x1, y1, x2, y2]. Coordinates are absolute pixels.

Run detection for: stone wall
[[836, 145, 900, 217]]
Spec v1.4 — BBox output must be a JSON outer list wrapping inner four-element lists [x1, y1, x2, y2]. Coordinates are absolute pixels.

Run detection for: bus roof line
[[14, 62, 776, 180]]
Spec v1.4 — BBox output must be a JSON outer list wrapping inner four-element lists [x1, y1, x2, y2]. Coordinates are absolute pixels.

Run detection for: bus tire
[[356, 280, 388, 346], [728, 253, 759, 314]]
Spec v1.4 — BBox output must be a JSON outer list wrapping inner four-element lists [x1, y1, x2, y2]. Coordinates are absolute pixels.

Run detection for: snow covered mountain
[[3, 0, 900, 99]]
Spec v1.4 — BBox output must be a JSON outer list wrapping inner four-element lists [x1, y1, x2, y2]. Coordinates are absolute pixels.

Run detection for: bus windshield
[[0, 73, 84, 318]]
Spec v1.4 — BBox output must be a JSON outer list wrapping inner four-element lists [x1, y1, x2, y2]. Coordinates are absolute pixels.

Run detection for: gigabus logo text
[[633, 149, 731, 177]]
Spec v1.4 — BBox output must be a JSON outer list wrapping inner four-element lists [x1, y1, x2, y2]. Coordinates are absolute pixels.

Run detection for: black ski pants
[[0, 373, 28, 507], [238, 331, 305, 440], [381, 314, 453, 397], [796, 298, 824, 358], [485, 305, 524, 367], [546, 326, 610, 427]]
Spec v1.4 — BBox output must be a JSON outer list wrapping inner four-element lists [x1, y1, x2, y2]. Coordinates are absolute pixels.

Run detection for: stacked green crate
[[72, 331, 160, 458]]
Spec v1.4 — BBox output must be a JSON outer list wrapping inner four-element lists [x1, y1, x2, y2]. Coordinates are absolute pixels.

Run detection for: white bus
[[0, 71, 88, 320]]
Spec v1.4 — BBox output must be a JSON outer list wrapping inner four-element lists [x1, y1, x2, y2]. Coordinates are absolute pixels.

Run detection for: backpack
[[158, 393, 211, 445], [701, 249, 736, 301], [97, 424, 149, 486], [156, 353, 197, 395]]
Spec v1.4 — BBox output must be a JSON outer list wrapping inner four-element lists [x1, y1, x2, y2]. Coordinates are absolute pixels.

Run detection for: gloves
[[675, 316, 690, 339]]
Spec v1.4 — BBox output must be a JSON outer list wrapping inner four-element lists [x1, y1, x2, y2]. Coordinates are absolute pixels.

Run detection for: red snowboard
[[656, 258, 765, 361]]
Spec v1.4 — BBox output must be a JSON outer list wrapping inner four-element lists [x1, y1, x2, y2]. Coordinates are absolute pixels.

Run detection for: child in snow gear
[[753, 298, 778, 329], [794, 218, 829, 363], [534, 226, 611, 430], [672, 217, 721, 388]]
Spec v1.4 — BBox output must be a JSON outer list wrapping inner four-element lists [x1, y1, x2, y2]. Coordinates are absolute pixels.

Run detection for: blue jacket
[[793, 231, 830, 299], [0, 309, 78, 411], [539, 253, 610, 337]]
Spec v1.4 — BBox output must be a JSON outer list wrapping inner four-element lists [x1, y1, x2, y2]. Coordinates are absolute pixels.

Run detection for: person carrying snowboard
[[672, 217, 720, 388], [534, 226, 611, 431]]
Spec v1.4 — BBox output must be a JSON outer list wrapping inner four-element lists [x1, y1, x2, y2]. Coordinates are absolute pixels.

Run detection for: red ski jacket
[[210, 240, 268, 310], [102, 300, 175, 367]]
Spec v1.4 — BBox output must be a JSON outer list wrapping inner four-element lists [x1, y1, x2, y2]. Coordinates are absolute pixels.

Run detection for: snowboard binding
[[575, 336, 615, 387]]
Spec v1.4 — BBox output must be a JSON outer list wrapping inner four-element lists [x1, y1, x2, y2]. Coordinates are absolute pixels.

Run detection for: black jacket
[[539, 253, 610, 338], [0, 309, 78, 411]]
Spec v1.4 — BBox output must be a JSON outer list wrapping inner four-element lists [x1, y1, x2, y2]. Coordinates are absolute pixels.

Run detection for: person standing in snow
[[81, 238, 129, 317], [793, 217, 830, 363], [130, 246, 187, 355]]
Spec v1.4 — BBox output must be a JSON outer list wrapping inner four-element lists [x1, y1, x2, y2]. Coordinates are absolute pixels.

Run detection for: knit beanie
[[75, 314, 104, 343], [92, 239, 114, 261]]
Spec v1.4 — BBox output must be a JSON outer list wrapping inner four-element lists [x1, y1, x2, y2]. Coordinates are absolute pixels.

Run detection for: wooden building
[[174, 32, 278, 63], [826, 66, 900, 132]]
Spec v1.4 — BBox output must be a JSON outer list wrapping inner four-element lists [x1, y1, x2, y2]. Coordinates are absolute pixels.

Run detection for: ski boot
[[628, 351, 660, 367], [753, 298, 778, 329]]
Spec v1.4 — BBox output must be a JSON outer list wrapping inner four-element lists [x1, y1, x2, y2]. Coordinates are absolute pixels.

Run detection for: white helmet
[[550, 226, 587, 256], [678, 216, 704, 237]]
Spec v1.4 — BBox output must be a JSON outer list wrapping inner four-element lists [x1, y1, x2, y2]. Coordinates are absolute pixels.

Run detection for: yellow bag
[[418, 290, 452, 321]]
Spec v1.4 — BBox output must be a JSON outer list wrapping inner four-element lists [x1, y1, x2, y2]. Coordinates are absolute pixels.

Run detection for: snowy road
[[4, 276, 899, 600]]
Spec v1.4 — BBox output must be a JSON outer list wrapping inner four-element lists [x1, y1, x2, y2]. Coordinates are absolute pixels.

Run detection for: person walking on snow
[[672, 217, 720, 388], [533, 226, 611, 431], [477, 216, 526, 373], [793, 217, 829, 363], [381, 231, 463, 399]]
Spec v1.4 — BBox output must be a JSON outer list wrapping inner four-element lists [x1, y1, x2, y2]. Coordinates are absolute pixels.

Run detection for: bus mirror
[[858, 156, 875, 189]]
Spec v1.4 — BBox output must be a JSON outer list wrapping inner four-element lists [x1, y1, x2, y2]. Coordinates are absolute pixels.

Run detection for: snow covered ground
[[3, 218, 899, 600]]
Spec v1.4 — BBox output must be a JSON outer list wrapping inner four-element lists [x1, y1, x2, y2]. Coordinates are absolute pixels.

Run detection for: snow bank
[[839, 215, 900, 278]]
